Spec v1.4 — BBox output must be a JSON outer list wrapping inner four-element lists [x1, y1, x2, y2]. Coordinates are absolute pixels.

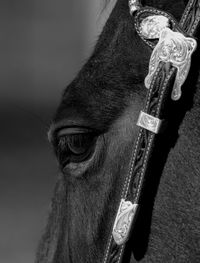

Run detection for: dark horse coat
[[36, 0, 200, 262]]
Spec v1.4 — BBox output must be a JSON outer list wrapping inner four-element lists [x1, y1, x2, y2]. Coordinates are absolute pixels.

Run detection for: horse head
[[36, 0, 200, 262]]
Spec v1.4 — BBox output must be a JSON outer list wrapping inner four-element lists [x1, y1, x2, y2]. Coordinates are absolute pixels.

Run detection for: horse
[[36, 0, 200, 262]]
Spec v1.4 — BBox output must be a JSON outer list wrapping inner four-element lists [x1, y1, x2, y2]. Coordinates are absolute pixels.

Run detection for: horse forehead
[[53, 79, 131, 132], [54, 28, 145, 128]]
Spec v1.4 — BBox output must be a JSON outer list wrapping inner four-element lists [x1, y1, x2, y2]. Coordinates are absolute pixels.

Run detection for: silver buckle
[[145, 28, 197, 100], [137, 111, 162, 134]]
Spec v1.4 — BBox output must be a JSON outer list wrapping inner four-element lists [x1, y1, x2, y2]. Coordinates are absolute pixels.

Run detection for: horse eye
[[67, 133, 94, 155], [56, 132, 97, 168]]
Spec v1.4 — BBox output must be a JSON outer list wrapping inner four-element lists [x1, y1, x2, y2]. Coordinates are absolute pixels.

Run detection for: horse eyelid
[[57, 127, 94, 137], [48, 123, 98, 143]]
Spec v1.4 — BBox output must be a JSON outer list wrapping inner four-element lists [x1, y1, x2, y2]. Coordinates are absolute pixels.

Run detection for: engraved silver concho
[[112, 199, 138, 245], [129, 0, 141, 15], [137, 111, 161, 133], [139, 15, 170, 39], [145, 27, 197, 100]]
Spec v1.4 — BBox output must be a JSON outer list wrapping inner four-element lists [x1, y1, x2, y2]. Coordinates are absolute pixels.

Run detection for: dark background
[[0, 1, 115, 262]]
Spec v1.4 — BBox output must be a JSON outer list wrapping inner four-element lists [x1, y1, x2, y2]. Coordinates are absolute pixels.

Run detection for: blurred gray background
[[0, 1, 115, 262]]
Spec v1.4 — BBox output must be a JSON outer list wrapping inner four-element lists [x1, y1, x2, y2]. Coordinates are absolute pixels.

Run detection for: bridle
[[103, 0, 200, 262]]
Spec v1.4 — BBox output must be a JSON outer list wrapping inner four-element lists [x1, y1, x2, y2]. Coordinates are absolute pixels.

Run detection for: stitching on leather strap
[[116, 246, 124, 263], [122, 128, 143, 198], [180, 0, 195, 26], [156, 68, 176, 115]]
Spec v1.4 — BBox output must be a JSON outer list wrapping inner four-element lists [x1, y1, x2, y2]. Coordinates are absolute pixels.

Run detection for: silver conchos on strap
[[129, 0, 141, 15], [137, 111, 161, 133], [140, 15, 170, 39], [145, 27, 197, 100], [112, 199, 138, 245]]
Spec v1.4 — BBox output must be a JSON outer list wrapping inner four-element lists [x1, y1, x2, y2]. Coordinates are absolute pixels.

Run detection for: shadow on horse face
[[36, 0, 198, 263]]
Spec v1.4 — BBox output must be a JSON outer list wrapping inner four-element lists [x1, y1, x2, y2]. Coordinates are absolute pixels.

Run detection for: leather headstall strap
[[103, 0, 200, 263]]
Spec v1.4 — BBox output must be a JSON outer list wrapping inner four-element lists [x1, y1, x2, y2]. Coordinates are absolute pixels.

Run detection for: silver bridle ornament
[[111, 8, 197, 253], [137, 111, 162, 134], [129, 0, 141, 15], [139, 15, 170, 39], [112, 199, 138, 245], [145, 27, 197, 100]]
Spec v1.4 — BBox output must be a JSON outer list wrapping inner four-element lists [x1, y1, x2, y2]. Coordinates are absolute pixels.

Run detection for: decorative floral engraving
[[140, 15, 170, 39], [112, 199, 138, 245], [137, 111, 161, 133], [145, 28, 197, 100], [129, 0, 141, 15]]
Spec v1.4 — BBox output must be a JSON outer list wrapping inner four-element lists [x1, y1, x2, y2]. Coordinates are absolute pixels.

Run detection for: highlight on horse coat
[[36, 0, 200, 262]]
